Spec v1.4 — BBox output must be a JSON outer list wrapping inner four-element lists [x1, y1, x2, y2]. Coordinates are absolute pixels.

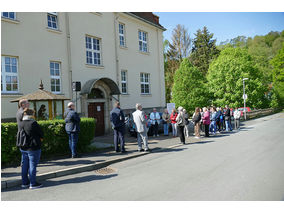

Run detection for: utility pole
[[243, 78, 248, 120]]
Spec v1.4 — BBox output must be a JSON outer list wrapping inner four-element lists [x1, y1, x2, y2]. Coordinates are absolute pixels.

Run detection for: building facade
[[1, 12, 166, 135]]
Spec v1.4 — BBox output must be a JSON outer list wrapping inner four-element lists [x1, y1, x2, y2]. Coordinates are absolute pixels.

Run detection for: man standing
[[64, 102, 81, 158], [110, 101, 126, 153], [150, 108, 161, 137], [132, 103, 150, 152], [234, 107, 241, 130], [16, 99, 30, 131], [224, 105, 233, 132]]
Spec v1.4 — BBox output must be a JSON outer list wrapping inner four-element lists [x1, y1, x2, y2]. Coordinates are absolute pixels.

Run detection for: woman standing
[[170, 109, 178, 137], [162, 108, 170, 136], [183, 109, 190, 138], [176, 106, 186, 144], [192, 107, 201, 138], [17, 108, 44, 189], [202, 107, 210, 137]]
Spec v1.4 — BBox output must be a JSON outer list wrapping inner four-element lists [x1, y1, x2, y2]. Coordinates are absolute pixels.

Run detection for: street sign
[[243, 94, 248, 100]]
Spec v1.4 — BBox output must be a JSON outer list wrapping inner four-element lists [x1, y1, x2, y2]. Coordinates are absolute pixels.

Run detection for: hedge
[[1, 118, 96, 166]]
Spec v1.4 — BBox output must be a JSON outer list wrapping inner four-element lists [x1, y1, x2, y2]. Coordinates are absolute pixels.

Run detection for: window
[[121, 70, 127, 94], [119, 23, 126, 47], [138, 30, 148, 52], [85, 35, 102, 66], [1, 56, 19, 93], [50, 62, 61, 93], [47, 12, 58, 29], [2, 12, 16, 20], [140, 73, 150, 94]]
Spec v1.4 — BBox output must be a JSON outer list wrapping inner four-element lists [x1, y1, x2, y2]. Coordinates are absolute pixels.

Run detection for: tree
[[270, 43, 284, 107], [171, 58, 209, 114], [167, 24, 191, 61], [207, 47, 268, 109], [189, 26, 220, 76]]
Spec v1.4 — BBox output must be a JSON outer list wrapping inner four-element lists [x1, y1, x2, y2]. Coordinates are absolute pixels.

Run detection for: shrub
[[1, 118, 96, 166]]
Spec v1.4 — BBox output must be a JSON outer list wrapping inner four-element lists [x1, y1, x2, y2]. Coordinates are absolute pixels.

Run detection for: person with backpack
[[17, 108, 44, 189]]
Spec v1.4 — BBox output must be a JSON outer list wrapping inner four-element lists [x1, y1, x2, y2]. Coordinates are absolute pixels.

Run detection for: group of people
[[16, 99, 80, 189], [110, 103, 243, 153]]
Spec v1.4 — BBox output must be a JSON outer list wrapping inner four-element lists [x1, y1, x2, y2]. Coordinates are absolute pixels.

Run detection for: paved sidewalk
[[2, 112, 280, 189]]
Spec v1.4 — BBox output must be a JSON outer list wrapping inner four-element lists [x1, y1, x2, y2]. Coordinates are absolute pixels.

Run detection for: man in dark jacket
[[110, 101, 126, 153], [18, 108, 44, 189], [16, 99, 30, 131], [64, 102, 81, 158], [225, 105, 233, 131]]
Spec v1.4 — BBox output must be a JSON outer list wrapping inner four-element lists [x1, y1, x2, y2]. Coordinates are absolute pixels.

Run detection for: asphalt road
[[2, 113, 284, 201]]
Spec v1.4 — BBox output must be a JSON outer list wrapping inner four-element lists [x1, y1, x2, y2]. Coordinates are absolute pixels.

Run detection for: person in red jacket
[[202, 107, 210, 137], [170, 109, 178, 137]]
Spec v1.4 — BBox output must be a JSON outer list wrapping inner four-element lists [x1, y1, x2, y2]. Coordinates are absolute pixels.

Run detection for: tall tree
[[207, 47, 268, 109], [171, 58, 209, 113], [189, 26, 220, 76], [167, 24, 191, 61]]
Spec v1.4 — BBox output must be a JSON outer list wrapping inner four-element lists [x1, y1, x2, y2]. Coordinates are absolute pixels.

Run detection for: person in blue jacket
[[64, 102, 81, 158], [110, 101, 126, 153]]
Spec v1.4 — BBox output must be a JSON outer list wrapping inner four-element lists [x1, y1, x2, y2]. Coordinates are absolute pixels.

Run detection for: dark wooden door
[[88, 102, 105, 136]]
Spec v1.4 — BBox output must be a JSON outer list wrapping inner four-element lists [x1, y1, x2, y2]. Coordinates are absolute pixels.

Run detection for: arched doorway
[[81, 78, 121, 136]]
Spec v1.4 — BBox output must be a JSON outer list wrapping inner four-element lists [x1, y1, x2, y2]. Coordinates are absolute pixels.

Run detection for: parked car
[[238, 107, 251, 117]]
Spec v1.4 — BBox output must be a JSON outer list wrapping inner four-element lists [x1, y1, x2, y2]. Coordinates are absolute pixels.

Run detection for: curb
[[2, 144, 185, 190]]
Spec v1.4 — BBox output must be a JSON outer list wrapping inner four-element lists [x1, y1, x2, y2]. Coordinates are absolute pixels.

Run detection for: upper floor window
[[50, 61, 61, 93], [85, 35, 102, 66], [1, 56, 19, 93], [2, 12, 16, 20], [121, 70, 127, 94], [47, 12, 58, 30], [138, 30, 148, 52], [119, 23, 126, 47], [140, 73, 150, 94]]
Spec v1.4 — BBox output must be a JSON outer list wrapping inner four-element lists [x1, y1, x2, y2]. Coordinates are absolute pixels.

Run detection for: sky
[[155, 12, 284, 45]]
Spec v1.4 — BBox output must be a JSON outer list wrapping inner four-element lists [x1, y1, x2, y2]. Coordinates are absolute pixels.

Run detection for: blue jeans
[[114, 126, 125, 152], [163, 123, 169, 135], [68, 132, 79, 156], [20, 149, 41, 186], [225, 120, 232, 131], [210, 121, 217, 133]]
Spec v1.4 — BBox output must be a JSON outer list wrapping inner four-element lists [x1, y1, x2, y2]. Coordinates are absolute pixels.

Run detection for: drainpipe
[[65, 12, 73, 101], [113, 12, 120, 102]]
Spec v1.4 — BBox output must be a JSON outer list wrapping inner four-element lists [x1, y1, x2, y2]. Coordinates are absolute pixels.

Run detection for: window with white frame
[[50, 62, 61, 93], [121, 70, 127, 94], [140, 73, 150, 94], [85, 35, 102, 66], [119, 23, 126, 47], [2, 12, 16, 20], [1, 56, 19, 93], [138, 30, 148, 52], [47, 12, 58, 29]]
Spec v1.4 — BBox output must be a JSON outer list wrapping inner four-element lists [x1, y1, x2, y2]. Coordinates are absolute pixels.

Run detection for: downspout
[[113, 12, 120, 102], [65, 12, 73, 101], [156, 28, 164, 108]]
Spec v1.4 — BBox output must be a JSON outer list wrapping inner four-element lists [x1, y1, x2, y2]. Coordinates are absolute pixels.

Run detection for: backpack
[[16, 128, 31, 149]]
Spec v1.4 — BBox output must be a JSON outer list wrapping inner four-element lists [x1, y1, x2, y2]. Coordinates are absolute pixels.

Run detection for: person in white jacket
[[234, 108, 241, 130], [150, 108, 161, 137], [132, 103, 150, 152]]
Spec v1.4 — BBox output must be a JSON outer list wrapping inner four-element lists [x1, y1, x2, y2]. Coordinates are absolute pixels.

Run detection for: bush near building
[[1, 118, 95, 166]]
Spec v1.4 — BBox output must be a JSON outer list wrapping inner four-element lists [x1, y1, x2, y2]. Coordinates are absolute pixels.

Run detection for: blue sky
[[155, 12, 284, 44]]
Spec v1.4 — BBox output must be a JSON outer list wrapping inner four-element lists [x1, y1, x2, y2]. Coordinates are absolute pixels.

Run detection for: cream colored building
[[1, 12, 166, 135]]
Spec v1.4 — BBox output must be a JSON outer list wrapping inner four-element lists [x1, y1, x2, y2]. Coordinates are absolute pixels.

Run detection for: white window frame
[[119, 23, 126, 47], [138, 30, 148, 52], [1, 12, 16, 20], [50, 61, 61, 94], [85, 35, 102, 66], [47, 12, 58, 30], [140, 73, 150, 94], [1, 56, 19, 93], [121, 70, 128, 94]]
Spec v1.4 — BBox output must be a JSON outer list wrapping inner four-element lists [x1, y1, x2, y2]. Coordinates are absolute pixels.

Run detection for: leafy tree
[[167, 24, 191, 61], [164, 59, 180, 103], [207, 47, 268, 109], [171, 58, 209, 114], [189, 26, 220, 76], [270, 43, 284, 107], [264, 31, 280, 47]]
